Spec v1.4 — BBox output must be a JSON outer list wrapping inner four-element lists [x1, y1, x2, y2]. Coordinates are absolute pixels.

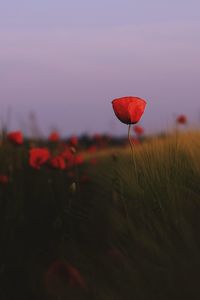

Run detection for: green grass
[[0, 131, 200, 299]]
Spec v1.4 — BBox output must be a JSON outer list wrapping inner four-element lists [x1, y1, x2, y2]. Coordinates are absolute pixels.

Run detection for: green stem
[[128, 124, 137, 179]]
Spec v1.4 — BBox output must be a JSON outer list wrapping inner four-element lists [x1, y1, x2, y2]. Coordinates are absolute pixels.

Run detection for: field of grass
[[0, 130, 200, 299]]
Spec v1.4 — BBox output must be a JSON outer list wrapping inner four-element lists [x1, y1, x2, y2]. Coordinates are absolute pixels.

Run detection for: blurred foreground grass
[[0, 131, 200, 300]]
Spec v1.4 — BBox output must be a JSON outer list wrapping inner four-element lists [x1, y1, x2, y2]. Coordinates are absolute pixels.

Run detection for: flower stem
[[128, 124, 137, 179]]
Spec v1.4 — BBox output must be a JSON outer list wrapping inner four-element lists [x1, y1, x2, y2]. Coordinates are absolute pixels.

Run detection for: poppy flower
[[131, 138, 140, 145], [112, 96, 146, 124], [44, 260, 86, 296], [50, 155, 65, 170], [133, 125, 144, 136], [7, 131, 23, 145], [0, 175, 9, 184], [87, 145, 97, 154], [74, 154, 84, 166], [69, 136, 78, 147], [176, 115, 187, 125], [29, 148, 50, 170], [61, 148, 74, 169], [93, 133, 102, 142], [48, 131, 60, 142]]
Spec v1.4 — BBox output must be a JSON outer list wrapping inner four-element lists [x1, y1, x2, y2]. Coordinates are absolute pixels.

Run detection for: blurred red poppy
[[176, 115, 187, 125], [133, 125, 144, 135], [50, 156, 65, 170], [112, 96, 146, 124], [69, 136, 78, 147], [87, 145, 97, 154], [7, 131, 23, 145], [74, 154, 84, 166], [61, 148, 74, 169], [48, 131, 60, 142], [29, 148, 50, 170], [131, 138, 140, 145], [93, 133, 102, 142], [0, 175, 9, 184], [45, 260, 86, 295]]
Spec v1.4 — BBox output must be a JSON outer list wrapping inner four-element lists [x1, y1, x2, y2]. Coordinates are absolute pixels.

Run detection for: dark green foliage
[[0, 132, 200, 299]]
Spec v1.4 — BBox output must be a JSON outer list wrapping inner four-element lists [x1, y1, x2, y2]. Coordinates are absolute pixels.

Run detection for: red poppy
[[74, 154, 84, 166], [7, 131, 23, 145], [29, 148, 50, 170], [131, 138, 140, 145], [176, 115, 187, 125], [45, 260, 86, 295], [69, 136, 78, 147], [0, 175, 9, 184], [48, 131, 60, 142], [60, 148, 74, 169], [112, 96, 146, 124], [87, 145, 97, 154], [133, 125, 144, 135], [50, 156, 65, 170], [93, 133, 102, 142]]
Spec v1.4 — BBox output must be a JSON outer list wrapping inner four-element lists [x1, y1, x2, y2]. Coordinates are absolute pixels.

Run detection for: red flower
[[29, 148, 50, 170], [131, 138, 140, 145], [45, 260, 86, 295], [133, 125, 144, 135], [93, 133, 102, 142], [50, 156, 65, 170], [176, 115, 187, 125], [74, 154, 84, 166], [61, 148, 74, 169], [112, 96, 146, 124], [0, 175, 9, 184], [48, 131, 60, 142], [69, 136, 78, 147], [7, 131, 23, 145], [87, 145, 97, 154]]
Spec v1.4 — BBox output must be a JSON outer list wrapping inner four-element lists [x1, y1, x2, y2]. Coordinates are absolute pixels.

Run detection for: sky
[[0, 0, 200, 136]]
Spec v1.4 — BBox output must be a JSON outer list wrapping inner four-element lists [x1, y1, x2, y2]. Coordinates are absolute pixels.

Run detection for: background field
[[0, 130, 200, 299]]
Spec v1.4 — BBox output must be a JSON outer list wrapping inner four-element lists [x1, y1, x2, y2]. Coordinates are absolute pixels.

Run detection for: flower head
[[48, 131, 60, 142], [74, 154, 84, 166], [29, 148, 50, 170], [7, 131, 23, 145], [50, 155, 65, 170], [176, 115, 187, 125], [69, 136, 78, 147], [133, 125, 144, 136], [112, 96, 146, 124]]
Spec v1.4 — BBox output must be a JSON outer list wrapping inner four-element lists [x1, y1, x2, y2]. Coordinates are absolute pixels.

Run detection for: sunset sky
[[1, 0, 200, 136]]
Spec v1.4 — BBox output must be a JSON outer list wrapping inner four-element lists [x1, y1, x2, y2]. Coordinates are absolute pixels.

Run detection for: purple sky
[[1, 0, 200, 136]]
